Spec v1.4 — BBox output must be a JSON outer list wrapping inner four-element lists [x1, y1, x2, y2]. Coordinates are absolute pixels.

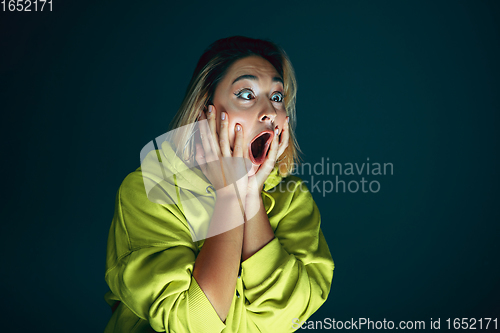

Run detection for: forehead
[[224, 56, 281, 82]]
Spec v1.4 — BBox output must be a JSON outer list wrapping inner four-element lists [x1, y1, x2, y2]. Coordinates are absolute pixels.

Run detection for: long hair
[[169, 36, 300, 177]]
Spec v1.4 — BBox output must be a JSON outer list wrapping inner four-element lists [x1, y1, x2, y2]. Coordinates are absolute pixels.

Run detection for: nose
[[258, 100, 277, 124]]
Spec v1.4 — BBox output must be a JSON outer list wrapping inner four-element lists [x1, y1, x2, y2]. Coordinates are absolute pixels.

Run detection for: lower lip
[[248, 163, 260, 176]]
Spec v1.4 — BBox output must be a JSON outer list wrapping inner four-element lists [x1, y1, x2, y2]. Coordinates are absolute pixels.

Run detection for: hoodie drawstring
[[262, 191, 276, 214]]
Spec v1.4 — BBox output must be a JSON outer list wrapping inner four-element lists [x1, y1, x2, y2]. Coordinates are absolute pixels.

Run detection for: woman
[[104, 36, 334, 333]]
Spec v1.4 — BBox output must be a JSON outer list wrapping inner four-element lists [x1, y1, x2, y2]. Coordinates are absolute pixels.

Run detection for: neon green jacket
[[104, 140, 334, 332]]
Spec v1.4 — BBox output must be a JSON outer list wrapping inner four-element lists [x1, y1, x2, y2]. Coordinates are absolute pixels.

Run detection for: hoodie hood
[[140, 139, 283, 195], [138, 138, 283, 242]]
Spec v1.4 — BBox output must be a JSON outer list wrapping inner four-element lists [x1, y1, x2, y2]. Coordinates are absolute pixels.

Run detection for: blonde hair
[[169, 36, 301, 177]]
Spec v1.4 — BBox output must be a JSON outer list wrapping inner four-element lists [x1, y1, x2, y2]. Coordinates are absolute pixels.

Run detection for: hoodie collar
[[140, 139, 283, 207], [158, 139, 283, 192]]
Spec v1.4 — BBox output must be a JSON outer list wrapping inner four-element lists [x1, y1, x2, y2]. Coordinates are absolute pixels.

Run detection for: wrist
[[246, 188, 262, 201], [245, 191, 264, 217], [216, 185, 244, 204]]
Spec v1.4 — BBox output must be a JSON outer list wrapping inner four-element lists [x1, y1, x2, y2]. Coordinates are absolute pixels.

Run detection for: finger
[[194, 141, 207, 173], [194, 118, 207, 171], [232, 123, 249, 178], [254, 126, 280, 185], [219, 111, 231, 156], [277, 116, 290, 159], [198, 110, 215, 160], [267, 126, 280, 163], [232, 123, 244, 158], [206, 105, 220, 155]]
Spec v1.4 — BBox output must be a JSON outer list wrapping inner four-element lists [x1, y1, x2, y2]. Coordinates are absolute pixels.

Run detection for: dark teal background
[[1, 1, 499, 331]]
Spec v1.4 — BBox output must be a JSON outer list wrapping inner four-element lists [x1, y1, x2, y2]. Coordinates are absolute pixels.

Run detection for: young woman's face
[[211, 55, 287, 175]]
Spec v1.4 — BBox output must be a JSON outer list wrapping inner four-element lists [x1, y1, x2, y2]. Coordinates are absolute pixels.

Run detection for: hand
[[195, 105, 250, 199], [241, 120, 289, 261], [246, 116, 290, 197]]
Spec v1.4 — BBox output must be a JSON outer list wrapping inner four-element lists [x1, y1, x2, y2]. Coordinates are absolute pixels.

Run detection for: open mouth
[[249, 130, 273, 165]]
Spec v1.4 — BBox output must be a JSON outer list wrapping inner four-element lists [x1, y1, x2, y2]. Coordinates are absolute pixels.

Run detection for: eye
[[271, 92, 284, 103], [235, 88, 255, 100]]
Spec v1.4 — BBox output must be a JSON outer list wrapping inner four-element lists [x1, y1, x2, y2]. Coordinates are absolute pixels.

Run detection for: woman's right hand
[[195, 105, 250, 199]]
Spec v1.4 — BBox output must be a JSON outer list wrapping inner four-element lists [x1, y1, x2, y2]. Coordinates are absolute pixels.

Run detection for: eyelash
[[235, 88, 285, 103]]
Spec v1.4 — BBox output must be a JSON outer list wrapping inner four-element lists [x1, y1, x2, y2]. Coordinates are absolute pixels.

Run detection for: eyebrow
[[232, 74, 283, 86]]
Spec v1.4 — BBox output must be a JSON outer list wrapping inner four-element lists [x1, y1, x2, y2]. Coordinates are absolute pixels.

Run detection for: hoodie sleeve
[[104, 171, 226, 333], [240, 176, 334, 332]]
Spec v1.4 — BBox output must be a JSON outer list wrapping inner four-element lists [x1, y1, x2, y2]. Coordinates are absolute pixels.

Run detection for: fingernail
[[236, 124, 241, 132], [275, 126, 279, 135], [208, 105, 212, 113], [221, 112, 226, 120], [286, 116, 289, 123]]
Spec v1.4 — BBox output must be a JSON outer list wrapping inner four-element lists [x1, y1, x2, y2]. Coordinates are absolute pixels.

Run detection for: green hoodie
[[104, 139, 334, 332]]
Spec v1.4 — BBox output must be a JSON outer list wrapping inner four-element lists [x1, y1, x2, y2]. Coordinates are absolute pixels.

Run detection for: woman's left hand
[[242, 119, 289, 258], [246, 117, 290, 198]]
